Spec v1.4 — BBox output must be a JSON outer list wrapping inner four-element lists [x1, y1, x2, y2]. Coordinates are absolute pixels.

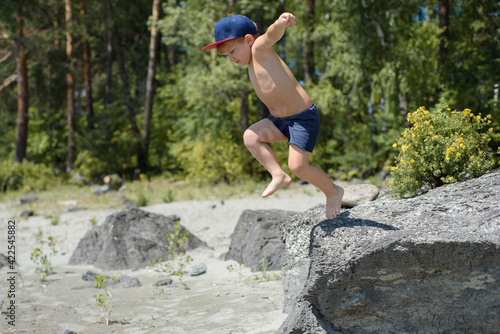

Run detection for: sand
[[0, 183, 327, 334]]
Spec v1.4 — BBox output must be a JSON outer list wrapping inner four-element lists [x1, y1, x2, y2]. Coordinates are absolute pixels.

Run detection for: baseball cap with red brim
[[202, 15, 257, 50]]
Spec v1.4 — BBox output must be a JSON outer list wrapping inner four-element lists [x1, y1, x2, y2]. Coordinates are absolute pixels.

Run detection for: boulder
[[92, 185, 110, 195], [69, 208, 207, 270], [61, 330, 77, 334], [19, 192, 38, 205], [73, 272, 141, 289], [81, 271, 110, 281], [188, 263, 207, 276], [154, 278, 173, 287], [278, 170, 500, 333], [226, 209, 296, 272], [340, 183, 379, 208], [71, 172, 86, 182], [109, 275, 141, 288], [20, 210, 34, 217]]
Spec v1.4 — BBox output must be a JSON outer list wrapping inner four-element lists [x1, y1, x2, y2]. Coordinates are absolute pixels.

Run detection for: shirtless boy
[[202, 13, 343, 219]]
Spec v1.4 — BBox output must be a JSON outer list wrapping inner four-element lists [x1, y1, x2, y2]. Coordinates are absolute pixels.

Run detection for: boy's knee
[[288, 161, 306, 177], [243, 129, 257, 147]]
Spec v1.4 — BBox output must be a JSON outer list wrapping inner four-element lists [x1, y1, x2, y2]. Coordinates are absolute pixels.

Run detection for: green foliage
[[439, 2, 500, 116], [30, 232, 58, 282], [162, 188, 175, 203], [1, 0, 498, 186], [50, 215, 60, 226], [173, 132, 247, 184], [0, 160, 56, 193], [389, 106, 496, 198], [74, 103, 138, 179], [26, 106, 68, 171], [89, 217, 98, 226], [226, 262, 245, 279], [256, 250, 281, 281], [135, 191, 149, 207], [93, 274, 116, 325], [165, 220, 193, 289]]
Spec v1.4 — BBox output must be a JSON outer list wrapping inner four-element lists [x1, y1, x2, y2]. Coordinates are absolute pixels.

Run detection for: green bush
[[174, 132, 247, 184], [0, 160, 56, 193], [389, 105, 496, 198]]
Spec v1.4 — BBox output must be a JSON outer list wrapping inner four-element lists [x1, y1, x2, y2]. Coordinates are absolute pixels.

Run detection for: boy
[[202, 13, 343, 219]]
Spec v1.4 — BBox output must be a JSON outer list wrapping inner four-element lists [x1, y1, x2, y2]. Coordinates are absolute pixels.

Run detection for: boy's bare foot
[[326, 185, 344, 219], [262, 174, 292, 198]]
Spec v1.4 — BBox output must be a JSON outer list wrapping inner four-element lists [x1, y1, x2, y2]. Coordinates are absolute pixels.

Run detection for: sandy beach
[[0, 183, 327, 334]]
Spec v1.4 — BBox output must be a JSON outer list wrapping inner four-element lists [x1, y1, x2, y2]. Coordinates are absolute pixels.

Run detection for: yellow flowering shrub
[[389, 106, 495, 198]]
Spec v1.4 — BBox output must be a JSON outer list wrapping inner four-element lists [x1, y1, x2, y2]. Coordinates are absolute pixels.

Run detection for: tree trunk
[[14, 14, 28, 164], [80, 0, 94, 129], [104, 0, 113, 110], [438, 0, 450, 64], [113, 26, 139, 133], [65, 0, 76, 173], [304, 0, 317, 83], [139, 0, 162, 172], [167, 43, 176, 71], [48, 5, 63, 165], [105, 0, 138, 134], [240, 90, 249, 133]]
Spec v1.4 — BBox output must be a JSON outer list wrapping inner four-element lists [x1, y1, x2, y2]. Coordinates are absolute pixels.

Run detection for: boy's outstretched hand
[[278, 12, 296, 28]]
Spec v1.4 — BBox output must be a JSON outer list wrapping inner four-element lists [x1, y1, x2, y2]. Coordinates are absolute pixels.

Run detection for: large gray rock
[[19, 192, 38, 205], [278, 170, 500, 333], [69, 208, 207, 270], [226, 209, 296, 272], [340, 184, 379, 208]]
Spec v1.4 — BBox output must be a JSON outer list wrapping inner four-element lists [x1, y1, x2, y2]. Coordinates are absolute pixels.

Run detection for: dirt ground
[[0, 184, 327, 334]]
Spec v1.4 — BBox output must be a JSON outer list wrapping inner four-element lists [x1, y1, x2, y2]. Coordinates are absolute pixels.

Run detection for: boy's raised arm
[[254, 12, 296, 51]]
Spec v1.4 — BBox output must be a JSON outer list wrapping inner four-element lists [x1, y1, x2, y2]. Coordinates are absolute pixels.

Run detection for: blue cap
[[202, 15, 257, 50]]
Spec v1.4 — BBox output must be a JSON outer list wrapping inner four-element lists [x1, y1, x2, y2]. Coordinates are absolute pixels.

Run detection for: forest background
[[0, 0, 499, 193]]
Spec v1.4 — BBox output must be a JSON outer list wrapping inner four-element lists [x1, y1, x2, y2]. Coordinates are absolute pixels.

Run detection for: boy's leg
[[288, 144, 344, 219], [243, 119, 292, 197]]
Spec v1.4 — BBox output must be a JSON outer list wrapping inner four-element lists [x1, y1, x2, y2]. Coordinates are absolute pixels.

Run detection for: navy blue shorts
[[267, 104, 320, 153]]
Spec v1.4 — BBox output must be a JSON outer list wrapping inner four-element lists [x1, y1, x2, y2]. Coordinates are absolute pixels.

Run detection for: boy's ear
[[244, 34, 255, 46]]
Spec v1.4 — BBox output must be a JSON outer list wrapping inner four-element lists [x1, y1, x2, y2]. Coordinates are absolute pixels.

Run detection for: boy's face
[[218, 35, 254, 66]]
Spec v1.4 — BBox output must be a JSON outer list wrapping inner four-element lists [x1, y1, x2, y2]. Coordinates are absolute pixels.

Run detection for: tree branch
[[0, 73, 16, 92], [0, 50, 12, 64]]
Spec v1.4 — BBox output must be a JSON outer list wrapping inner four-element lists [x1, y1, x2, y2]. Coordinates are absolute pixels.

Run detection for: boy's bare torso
[[209, 12, 344, 219], [248, 45, 312, 118]]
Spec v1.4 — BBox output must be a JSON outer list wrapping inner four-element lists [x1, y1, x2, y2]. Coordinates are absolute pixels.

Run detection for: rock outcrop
[[226, 209, 296, 272], [278, 170, 500, 333], [69, 208, 206, 270]]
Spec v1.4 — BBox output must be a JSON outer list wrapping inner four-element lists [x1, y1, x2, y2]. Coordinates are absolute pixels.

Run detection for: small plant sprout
[[30, 233, 58, 282], [50, 215, 60, 226], [89, 216, 98, 226], [149, 257, 163, 268], [227, 263, 245, 279], [162, 188, 174, 203], [165, 220, 193, 289], [93, 274, 116, 325], [260, 250, 269, 280], [252, 250, 281, 282]]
